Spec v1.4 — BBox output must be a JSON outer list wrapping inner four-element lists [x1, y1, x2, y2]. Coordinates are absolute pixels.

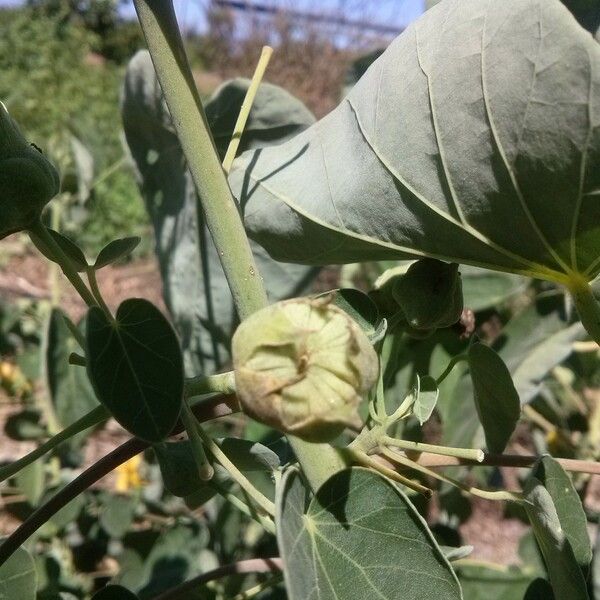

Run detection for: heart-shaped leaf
[[94, 236, 141, 270], [85, 298, 183, 443], [276, 467, 463, 600], [232, 0, 600, 288], [468, 342, 520, 453], [0, 543, 36, 599]]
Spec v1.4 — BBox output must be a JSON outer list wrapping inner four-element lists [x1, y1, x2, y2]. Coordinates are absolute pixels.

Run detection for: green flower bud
[[0, 102, 60, 239], [232, 297, 378, 442], [393, 258, 463, 331]]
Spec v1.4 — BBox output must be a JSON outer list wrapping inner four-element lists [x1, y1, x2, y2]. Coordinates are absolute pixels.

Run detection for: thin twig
[[151, 558, 283, 600], [382, 450, 600, 475], [222, 46, 273, 174], [0, 394, 239, 567]]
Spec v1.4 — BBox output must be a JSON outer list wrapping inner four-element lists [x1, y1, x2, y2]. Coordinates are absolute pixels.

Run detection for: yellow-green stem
[[222, 46, 273, 174], [383, 435, 484, 462], [133, 0, 345, 493], [132, 0, 266, 319], [380, 447, 523, 503], [195, 422, 275, 516], [0, 405, 109, 483]]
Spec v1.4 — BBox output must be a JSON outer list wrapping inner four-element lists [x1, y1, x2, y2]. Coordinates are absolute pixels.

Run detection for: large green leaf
[[85, 298, 183, 443], [530, 456, 592, 569], [276, 467, 462, 599], [231, 0, 600, 289], [121, 51, 319, 376], [524, 477, 589, 599], [0, 543, 36, 600], [45, 308, 98, 457], [468, 342, 521, 453]]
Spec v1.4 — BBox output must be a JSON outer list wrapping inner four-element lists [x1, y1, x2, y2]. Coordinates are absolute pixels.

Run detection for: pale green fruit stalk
[[232, 297, 379, 442], [0, 102, 59, 239]]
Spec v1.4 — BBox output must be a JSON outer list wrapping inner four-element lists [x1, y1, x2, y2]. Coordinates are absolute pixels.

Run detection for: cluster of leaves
[[1, 0, 600, 599]]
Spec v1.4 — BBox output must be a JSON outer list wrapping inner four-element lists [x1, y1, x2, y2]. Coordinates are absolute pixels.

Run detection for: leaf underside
[[231, 0, 600, 286]]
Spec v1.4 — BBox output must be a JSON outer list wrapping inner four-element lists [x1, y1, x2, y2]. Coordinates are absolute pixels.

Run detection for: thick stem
[[569, 277, 600, 346], [383, 436, 484, 463], [133, 0, 344, 492], [132, 0, 267, 319], [184, 371, 236, 398]]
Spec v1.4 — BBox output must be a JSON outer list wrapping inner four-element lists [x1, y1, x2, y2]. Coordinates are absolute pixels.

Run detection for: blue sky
[[0, 1, 425, 36]]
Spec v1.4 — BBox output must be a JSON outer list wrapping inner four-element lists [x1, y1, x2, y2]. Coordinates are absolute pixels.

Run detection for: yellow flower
[[115, 454, 144, 493]]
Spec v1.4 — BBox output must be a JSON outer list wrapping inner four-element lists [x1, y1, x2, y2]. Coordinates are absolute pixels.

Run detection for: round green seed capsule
[[232, 297, 379, 442]]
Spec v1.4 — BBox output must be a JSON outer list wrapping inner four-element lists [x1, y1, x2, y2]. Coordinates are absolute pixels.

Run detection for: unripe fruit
[[232, 297, 378, 442], [393, 259, 463, 331], [0, 102, 60, 239]]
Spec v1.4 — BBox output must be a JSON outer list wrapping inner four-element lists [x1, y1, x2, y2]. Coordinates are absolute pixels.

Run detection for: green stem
[[181, 399, 214, 481], [345, 447, 432, 497], [62, 314, 85, 349], [233, 574, 284, 599], [133, 0, 344, 493], [436, 353, 468, 386], [195, 423, 276, 516], [86, 267, 113, 319], [380, 447, 523, 503], [49, 203, 62, 306], [184, 371, 236, 398], [210, 479, 275, 534], [132, 0, 267, 319], [222, 45, 273, 174], [569, 277, 600, 346], [383, 435, 484, 463], [0, 405, 109, 483], [28, 220, 97, 308]]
